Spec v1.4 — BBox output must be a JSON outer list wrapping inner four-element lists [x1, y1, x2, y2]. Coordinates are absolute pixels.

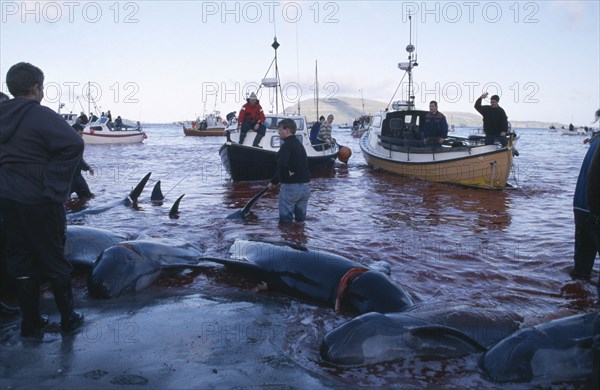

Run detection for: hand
[[253, 123, 259, 130], [89, 168, 95, 176], [500, 132, 506, 136], [480, 92, 489, 99], [439, 138, 445, 144]]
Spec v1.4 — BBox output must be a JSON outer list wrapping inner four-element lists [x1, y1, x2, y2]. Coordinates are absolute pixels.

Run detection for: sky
[[1, 0, 599, 125]]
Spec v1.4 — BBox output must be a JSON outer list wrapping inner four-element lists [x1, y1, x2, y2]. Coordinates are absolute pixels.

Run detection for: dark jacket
[[584, 137, 600, 216], [474, 98, 508, 137], [424, 111, 449, 139], [271, 135, 310, 185], [310, 121, 321, 144], [0, 98, 84, 204], [574, 137, 599, 213]]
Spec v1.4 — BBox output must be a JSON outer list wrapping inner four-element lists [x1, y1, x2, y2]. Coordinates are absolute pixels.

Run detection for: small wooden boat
[[360, 16, 515, 189], [183, 111, 226, 137]]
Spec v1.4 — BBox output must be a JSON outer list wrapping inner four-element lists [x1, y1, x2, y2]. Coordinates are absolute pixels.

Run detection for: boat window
[[99, 117, 108, 124], [372, 115, 382, 127], [265, 117, 304, 130], [90, 126, 103, 132], [270, 136, 282, 148]]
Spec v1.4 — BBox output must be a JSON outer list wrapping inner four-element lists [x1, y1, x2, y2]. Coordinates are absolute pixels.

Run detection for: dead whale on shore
[[65, 226, 133, 268], [87, 238, 202, 298], [199, 240, 413, 314], [320, 305, 522, 366], [479, 311, 598, 383]]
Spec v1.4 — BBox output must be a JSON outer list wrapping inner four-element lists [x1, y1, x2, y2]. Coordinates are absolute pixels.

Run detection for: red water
[[69, 125, 596, 387]]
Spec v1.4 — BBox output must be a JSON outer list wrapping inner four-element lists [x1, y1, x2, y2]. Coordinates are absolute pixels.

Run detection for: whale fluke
[[126, 172, 152, 206], [169, 194, 185, 218], [151, 180, 165, 204], [227, 187, 269, 219]]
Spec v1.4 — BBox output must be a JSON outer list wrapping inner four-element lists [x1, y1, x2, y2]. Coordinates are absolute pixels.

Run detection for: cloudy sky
[[1, 1, 598, 125]]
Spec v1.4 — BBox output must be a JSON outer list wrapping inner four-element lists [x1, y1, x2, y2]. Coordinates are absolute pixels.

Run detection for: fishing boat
[[219, 37, 346, 181], [183, 111, 226, 137], [360, 17, 515, 190], [82, 116, 147, 145], [221, 113, 344, 181]]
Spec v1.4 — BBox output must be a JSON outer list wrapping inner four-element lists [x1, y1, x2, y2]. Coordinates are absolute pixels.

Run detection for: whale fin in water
[[151, 180, 165, 204], [126, 172, 152, 206], [169, 194, 185, 218]]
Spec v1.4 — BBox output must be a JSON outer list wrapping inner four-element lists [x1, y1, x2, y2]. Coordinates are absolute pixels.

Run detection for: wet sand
[[1, 287, 341, 389]]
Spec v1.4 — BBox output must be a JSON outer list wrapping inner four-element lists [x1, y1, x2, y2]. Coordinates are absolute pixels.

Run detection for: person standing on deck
[[474, 92, 508, 146]]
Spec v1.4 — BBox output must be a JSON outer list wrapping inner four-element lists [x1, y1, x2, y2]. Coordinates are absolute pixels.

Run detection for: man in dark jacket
[[571, 132, 599, 281], [0, 62, 85, 337], [474, 92, 508, 145], [267, 118, 310, 222], [423, 100, 449, 145]]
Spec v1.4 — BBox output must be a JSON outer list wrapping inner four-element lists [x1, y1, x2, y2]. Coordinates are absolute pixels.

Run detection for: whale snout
[[344, 271, 413, 314], [87, 277, 112, 299]]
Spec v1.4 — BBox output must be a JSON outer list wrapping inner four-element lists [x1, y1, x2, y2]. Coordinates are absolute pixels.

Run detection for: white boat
[[561, 128, 588, 136], [219, 37, 348, 181], [360, 16, 515, 190], [82, 116, 147, 145]]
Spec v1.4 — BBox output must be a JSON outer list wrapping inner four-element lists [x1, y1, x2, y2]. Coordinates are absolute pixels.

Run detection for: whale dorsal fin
[[169, 194, 185, 218], [151, 180, 165, 202], [126, 172, 152, 206]]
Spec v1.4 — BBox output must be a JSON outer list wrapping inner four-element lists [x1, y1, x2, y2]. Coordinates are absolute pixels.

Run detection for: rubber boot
[[15, 277, 48, 337], [238, 132, 246, 145], [50, 276, 84, 333], [252, 133, 263, 148]]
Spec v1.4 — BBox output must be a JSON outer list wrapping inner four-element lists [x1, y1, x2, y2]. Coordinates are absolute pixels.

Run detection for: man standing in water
[[268, 118, 310, 222], [474, 92, 508, 146], [0, 62, 85, 337]]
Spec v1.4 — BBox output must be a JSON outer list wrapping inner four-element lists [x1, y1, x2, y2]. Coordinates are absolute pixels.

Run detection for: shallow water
[[65, 125, 596, 387]]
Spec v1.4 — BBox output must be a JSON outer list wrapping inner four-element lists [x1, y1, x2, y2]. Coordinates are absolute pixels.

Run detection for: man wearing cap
[[474, 92, 508, 146], [237, 92, 266, 147]]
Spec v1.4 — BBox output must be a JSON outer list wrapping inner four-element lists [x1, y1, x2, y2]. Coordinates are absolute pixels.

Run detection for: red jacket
[[238, 101, 266, 125]]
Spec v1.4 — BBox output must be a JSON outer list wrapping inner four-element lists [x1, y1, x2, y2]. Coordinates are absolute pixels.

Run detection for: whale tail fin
[[169, 194, 185, 219], [227, 187, 269, 219], [151, 180, 165, 204], [126, 172, 152, 206]]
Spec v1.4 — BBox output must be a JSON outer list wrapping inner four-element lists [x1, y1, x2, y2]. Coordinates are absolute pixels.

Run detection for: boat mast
[[315, 60, 319, 121], [403, 15, 417, 110]]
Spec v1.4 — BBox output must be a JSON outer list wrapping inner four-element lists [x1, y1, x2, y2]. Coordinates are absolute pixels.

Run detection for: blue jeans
[[279, 183, 310, 222]]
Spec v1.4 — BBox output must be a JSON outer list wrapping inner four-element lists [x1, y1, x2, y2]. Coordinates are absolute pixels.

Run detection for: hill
[[284, 97, 561, 129]]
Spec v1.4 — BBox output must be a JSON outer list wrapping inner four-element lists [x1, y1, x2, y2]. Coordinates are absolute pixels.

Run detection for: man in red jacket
[[237, 92, 266, 147]]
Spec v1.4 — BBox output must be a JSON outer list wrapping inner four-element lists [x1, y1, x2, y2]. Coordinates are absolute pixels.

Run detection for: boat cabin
[[60, 113, 78, 125]]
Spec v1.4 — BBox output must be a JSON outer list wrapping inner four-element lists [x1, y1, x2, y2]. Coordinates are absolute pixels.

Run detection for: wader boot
[[15, 277, 48, 337], [50, 276, 84, 333], [252, 133, 264, 148]]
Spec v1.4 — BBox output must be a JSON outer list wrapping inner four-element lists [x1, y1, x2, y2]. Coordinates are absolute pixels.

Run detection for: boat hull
[[82, 131, 146, 145], [360, 136, 513, 189], [220, 142, 337, 181], [183, 126, 225, 137]]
